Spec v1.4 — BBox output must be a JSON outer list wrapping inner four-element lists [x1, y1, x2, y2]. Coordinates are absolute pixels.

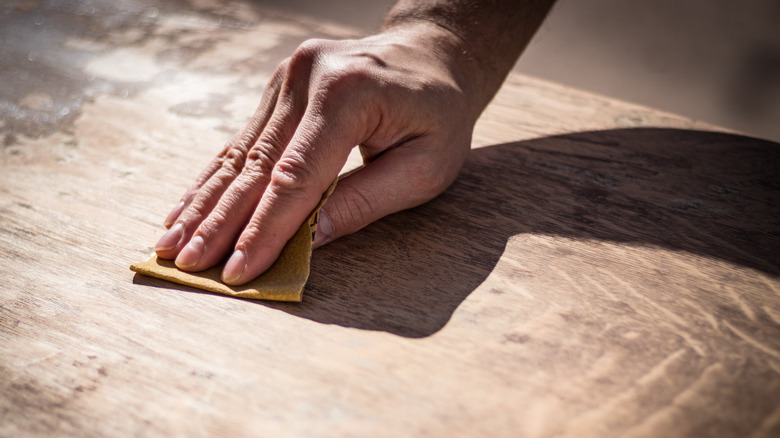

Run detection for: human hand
[[153, 23, 487, 285]]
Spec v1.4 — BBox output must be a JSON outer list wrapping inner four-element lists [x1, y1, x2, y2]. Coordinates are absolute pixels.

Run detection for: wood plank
[[1, 1, 779, 437]]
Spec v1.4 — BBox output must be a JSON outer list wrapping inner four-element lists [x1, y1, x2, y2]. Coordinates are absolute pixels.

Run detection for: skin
[[155, 0, 557, 285]]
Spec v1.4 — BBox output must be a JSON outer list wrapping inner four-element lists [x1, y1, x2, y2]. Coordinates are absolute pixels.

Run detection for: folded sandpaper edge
[[130, 180, 337, 302], [130, 255, 304, 302]]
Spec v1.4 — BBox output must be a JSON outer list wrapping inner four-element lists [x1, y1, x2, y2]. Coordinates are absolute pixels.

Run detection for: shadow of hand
[[264, 128, 780, 338]]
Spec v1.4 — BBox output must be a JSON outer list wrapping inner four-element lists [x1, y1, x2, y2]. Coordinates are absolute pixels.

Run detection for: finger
[[173, 63, 314, 271], [220, 109, 363, 285], [173, 101, 306, 271], [155, 63, 287, 258], [163, 146, 223, 229], [160, 61, 290, 229], [313, 136, 469, 248]]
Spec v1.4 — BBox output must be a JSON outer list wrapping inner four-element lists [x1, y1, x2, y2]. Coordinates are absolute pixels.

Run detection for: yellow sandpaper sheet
[[131, 181, 336, 302]]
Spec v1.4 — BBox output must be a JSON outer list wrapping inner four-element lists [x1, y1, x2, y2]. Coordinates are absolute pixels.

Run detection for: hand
[[154, 24, 484, 285]]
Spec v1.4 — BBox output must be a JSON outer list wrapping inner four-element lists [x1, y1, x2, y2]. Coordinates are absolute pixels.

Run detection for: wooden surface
[[2, 1, 779, 437]]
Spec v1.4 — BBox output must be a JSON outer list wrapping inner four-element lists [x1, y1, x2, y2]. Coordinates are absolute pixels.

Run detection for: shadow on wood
[[136, 128, 780, 338]]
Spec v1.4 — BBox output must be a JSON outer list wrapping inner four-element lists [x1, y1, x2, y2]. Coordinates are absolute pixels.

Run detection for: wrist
[[381, 0, 556, 119]]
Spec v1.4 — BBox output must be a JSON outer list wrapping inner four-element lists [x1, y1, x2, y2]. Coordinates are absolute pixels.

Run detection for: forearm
[[383, 0, 556, 112]]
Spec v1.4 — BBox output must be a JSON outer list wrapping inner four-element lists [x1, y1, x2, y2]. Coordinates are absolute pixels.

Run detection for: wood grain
[[1, 1, 779, 437]]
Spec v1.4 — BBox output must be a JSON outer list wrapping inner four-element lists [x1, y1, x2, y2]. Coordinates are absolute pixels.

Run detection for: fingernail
[[313, 209, 333, 248], [164, 201, 185, 228], [176, 235, 205, 269], [155, 223, 184, 251], [222, 250, 247, 285]]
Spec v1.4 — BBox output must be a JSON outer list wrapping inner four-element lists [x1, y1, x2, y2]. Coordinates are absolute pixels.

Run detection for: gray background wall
[[255, 0, 780, 142]]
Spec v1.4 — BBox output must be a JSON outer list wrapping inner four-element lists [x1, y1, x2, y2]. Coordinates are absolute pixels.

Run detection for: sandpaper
[[130, 181, 336, 302]]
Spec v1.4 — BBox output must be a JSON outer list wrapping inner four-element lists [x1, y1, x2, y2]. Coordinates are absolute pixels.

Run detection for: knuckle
[[340, 185, 375, 229], [289, 38, 329, 71], [270, 154, 316, 195], [298, 38, 330, 55], [217, 139, 234, 157], [221, 147, 246, 173], [245, 144, 280, 175]]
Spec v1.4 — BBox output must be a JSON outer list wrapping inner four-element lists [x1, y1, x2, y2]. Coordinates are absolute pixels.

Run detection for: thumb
[[312, 140, 466, 248]]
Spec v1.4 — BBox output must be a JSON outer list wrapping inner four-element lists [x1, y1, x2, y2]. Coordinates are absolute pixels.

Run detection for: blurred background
[[255, 0, 780, 143]]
